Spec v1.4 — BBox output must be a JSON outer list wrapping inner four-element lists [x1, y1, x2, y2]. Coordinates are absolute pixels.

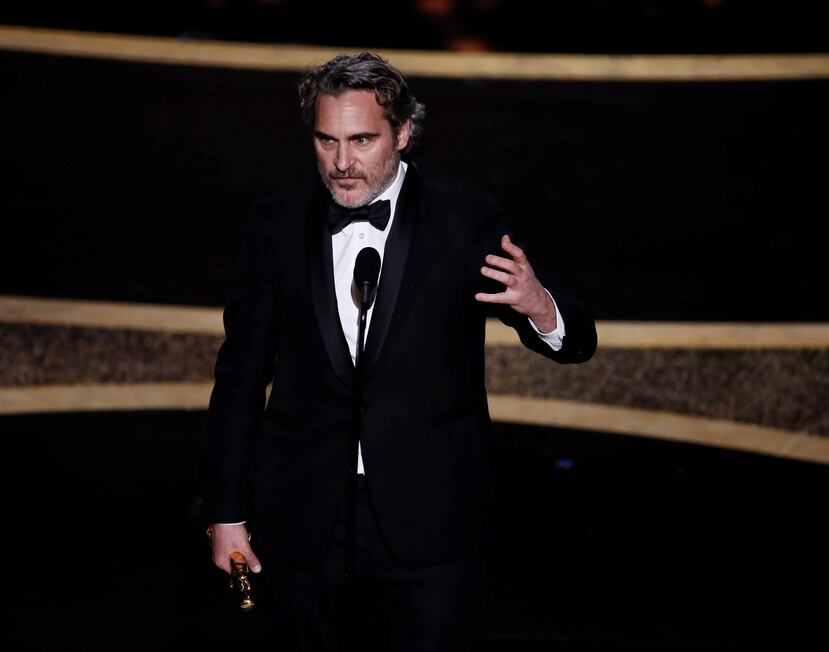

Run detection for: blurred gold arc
[[1, 25, 829, 81]]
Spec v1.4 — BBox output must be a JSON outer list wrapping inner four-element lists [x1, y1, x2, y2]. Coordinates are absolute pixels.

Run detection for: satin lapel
[[363, 164, 420, 379], [306, 187, 355, 389]]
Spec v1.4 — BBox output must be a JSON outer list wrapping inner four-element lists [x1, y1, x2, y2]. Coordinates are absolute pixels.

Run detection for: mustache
[[329, 168, 364, 179]]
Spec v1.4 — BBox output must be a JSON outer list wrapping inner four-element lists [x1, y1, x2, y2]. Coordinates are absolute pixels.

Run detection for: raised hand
[[475, 234, 557, 333]]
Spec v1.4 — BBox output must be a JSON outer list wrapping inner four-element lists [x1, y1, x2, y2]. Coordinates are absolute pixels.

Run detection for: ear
[[396, 120, 411, 152]]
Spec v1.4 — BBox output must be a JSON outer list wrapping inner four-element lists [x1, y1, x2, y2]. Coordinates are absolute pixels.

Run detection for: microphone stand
[[345, 280, 370, 586], [342, 278, 372, 650]]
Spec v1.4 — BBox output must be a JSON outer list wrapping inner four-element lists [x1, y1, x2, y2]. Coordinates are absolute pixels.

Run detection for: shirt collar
[[371, 160, 407, 226]]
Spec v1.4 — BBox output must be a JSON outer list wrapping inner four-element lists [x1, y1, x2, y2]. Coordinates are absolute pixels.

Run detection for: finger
[[243, 545, 262, 573], [485, 254, 520, 274], [231, 538, 261, 573], [215, 541, 260, 574], [213, 547, 232, 574], [474, 292, 513, 304], [501, 235, 527, 262], [481, 266, 516, 287]]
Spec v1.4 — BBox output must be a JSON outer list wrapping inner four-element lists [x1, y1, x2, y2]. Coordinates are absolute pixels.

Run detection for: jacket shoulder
[[414, 166, 503, 238], [417, 166, 500, 213], [248, 176, 321, 228]]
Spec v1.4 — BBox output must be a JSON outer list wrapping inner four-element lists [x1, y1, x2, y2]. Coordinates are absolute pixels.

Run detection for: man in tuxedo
[[201, 52, 596, 650]]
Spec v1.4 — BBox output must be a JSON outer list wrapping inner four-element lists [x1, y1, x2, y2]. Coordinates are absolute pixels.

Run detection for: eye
[[354, 136, 371, 145]]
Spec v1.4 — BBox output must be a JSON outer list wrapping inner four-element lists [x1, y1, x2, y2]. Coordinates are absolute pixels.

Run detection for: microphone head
[[354, 247, 381, 290]]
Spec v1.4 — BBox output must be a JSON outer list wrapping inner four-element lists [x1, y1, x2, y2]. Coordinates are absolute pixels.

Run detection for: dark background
[[2, 0, 828, 54], [2, 4, 828, 649], [3, 412, 826, 649]]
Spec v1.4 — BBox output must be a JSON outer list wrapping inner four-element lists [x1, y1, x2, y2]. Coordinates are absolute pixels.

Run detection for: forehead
[[314, 90, 390, 133]]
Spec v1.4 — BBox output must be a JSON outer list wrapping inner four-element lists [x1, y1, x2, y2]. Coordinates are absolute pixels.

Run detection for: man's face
[[314, 90, 410, 208]]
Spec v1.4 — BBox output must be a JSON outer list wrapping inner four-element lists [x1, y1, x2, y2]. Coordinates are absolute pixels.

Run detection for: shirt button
[[359, 233, 365, 239]]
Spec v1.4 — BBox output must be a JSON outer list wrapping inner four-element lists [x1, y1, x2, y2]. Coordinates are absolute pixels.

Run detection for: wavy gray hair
[[298, 52, 426, 154]]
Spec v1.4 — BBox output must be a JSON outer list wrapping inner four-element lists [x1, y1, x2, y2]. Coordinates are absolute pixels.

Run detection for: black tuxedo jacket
[[201, 163, 596, 570]]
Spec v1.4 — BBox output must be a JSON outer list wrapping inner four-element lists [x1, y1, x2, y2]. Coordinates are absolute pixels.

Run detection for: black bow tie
[[327, 199, 391, 234]]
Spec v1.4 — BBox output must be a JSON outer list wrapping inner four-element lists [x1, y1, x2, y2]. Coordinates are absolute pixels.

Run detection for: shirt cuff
[[528, 288, 565, 351]]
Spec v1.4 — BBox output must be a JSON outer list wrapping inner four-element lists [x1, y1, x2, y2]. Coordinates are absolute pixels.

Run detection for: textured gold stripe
[[2, 25, 829, 80], [0, 295, 223, 334], [486, 319, 829, 349], [1, 382, 825, 465], [593, 321, 829, 349], [487, 395, 829, 465], [4, 295, 829, 348], [0, 382, 214, 413]]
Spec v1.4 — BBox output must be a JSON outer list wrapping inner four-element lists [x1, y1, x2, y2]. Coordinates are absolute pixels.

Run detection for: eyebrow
[[314, 130, 380, 141]]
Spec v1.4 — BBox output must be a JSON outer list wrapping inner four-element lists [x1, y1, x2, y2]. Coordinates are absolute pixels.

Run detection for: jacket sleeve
[[466, 194, 597, 364], [199, 205, 279, 524]]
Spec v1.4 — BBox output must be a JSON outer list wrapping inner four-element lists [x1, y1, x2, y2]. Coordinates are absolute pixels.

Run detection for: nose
[[334, 142, 353, 173]]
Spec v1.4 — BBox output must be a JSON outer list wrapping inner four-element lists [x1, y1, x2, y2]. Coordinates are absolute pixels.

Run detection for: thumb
[[239, 542, 262, 573]]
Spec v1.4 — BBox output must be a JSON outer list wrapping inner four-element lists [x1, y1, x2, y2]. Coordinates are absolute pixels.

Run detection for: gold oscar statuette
[[206, 525, 255, 611], [229, 551, 255, 611]]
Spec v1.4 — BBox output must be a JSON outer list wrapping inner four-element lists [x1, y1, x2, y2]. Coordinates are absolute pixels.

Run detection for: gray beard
[[322, 152, 400, 209]]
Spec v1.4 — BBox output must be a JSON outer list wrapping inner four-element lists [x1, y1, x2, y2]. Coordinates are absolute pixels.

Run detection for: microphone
[[354, 247, 381, 309]]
